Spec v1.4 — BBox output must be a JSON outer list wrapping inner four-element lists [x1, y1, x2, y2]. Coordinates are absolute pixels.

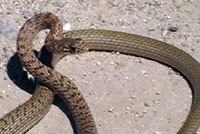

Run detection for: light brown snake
[[1, 12, 200, 134]]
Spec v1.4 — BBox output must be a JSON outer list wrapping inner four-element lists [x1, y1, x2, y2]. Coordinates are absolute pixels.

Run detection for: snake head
[[46, 38, 89, 54]]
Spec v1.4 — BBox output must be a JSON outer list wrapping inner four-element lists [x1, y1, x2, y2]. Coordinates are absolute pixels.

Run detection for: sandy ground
[[0, 0, 200, 134]]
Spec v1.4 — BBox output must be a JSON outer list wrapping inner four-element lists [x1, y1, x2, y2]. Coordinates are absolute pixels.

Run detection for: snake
[[0, 12, 200, 134]]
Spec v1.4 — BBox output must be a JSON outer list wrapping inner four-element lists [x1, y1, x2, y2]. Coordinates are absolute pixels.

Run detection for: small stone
[[156, 92, 160, 95], [130, 95, 136, 100], [168, 26, 179, 32], [110, 62, 114, 65], [69, 77, 74, 81], [63, 23, 71, 31], [96, 62, 101, 66], [122, 26, 126, 29], [143, 19, 148, 23], [82, 80, 88, 84], [148, 28, 155, 32], [142, 70, 148, 77], [143, 110, 147, 114], [89, 81, 93, 84], [152, 99, 160, 104], [23, 10, 33, 19], [126, 107, 130, 111], [34, 10, 41, 15], [134, 112, 139, 117], [116, 52, 120, 55], [136, 58, 143, 63], [54, 1, 65, 7], [144, 102, 150, 107], [125, 76, 129, 80], [166, 16, 171, 19], [108, 107, 114, 113], [3, 47, 9, 58]]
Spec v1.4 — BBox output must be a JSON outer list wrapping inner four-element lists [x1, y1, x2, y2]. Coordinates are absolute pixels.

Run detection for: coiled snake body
[[1, 13, 200, 134]]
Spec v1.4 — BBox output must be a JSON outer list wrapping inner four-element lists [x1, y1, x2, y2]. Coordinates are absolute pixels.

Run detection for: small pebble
[[162, 30, 168, 36], [148, 28, 155, 32], [143, 19, 148, 23], [108, 107, 114, 113], [143, 110, 147, 114], [126, 107, 130, 111], [156, 92, 160, 95], [168, 26, 179, 32], [3, 76, 7, 80], [3, 47, 9, 58], [82, 80, 88, 84], [130, 95, 136, 100], [136, 58, 143, 63], [134, 112, 139, 117], [144, 102, 150, 107], [152, 99, 160, 104], [63, 23, 71, 31], [54, 1, 65, 7], [34, 10, 41, 15], [116, 52, 120, 55], [96, 62, 101, 66], [69, 77, 74, 81], [23, 10, 33, 18], [89, 81, 94, 84], [166, 16, 171, 19], [142, 70, 148, 77]]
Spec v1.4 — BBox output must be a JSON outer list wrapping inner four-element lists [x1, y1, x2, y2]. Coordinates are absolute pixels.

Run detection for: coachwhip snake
[[0, 13, 200, 134]]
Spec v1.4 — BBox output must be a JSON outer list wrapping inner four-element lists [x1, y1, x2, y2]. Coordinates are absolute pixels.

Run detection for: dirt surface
[[0, 0, 200, 134]]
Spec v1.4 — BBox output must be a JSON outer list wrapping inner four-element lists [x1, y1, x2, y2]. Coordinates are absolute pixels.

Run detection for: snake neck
[[16, 13, 64, 84], [17, 13, 62, 60]]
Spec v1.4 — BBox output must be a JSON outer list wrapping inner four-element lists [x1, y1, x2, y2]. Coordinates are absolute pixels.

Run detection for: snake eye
[[69, 47, 76, 53]]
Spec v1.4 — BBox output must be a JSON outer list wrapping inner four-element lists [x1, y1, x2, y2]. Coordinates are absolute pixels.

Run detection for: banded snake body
[[0, 13, 200, 134]]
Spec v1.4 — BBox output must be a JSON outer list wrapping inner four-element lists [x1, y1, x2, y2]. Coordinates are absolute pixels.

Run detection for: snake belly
[[63, 29, 200, 134]]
